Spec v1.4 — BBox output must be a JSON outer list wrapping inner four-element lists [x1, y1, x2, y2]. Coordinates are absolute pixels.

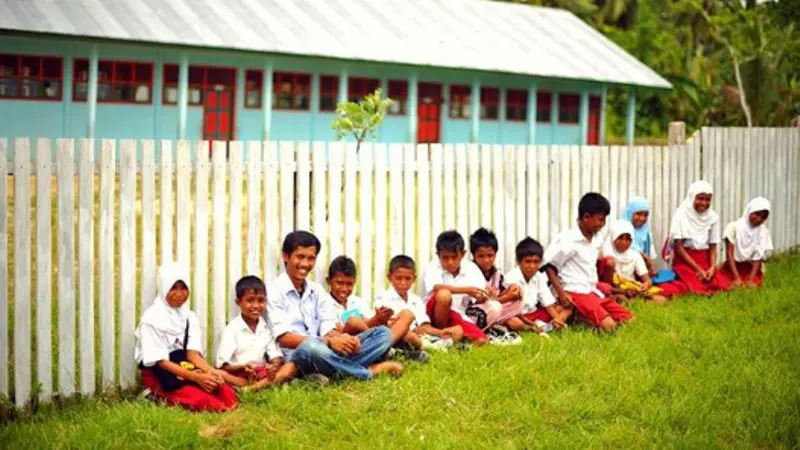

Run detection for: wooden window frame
[[558, 93, 580, 124], [272, 71, 311, 111], [387, 80, 408, 115], [319, 74, 339, 112], [0, 53, 63, 101], [505, 88, 528, 122], [480, 86, 499, 120], [163, 64, 237, 107], [348, 77, 380, 103], [244, 69, 263, 109], [73, 58, 153, 104], [537, 91, 552, 123], [449, 85, 471, 119]]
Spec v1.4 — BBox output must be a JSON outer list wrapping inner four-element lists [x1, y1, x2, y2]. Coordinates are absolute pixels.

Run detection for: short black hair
[[435, 230, 465, 254], [327, 255, 357, 279], [469, 227, 498, 254], [282, 230, 321, 256], [578, 192, 611, 218], [516, 237, 544, 261], [388, 255, 416, 274], [235, 275, 266, 299]]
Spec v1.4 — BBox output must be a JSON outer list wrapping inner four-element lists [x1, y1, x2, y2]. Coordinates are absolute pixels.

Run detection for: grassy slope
[[1, 256, 799, 449]]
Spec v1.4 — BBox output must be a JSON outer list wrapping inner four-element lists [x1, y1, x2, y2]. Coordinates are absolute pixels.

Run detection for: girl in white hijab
[[667, 181, 730, 295], [135, 261, 239, 412], [721, 197, 773, 287], [603, 220, 666, 303]]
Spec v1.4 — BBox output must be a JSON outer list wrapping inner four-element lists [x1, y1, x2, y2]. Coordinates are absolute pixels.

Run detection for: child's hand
[[328, 334, 357, 356], [373, 307, 393, 325], [695, 268, 705, 280], [195, 373, 221, 392], [504, 284, 521, 300], [551, 317, 565, 329], [557, 291, 573, 307], [442, 326, 463, 342], [641, 279, 653, 290], [625, 287, 638, 298], [486, 285, 501, 299], [731, 278, 743, 288], [264, 363, 279, 379]]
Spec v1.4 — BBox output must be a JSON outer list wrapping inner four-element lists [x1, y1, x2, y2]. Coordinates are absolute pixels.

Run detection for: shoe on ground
[[404, 350, 431, 363]]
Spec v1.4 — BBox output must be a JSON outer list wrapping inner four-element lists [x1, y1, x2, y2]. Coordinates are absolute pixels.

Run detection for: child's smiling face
[[237, 289, 266, 323], [166, 281, 190, 308], [328, 273, 356, 305], [631, 210, 649, 229], [693, 193, 712, 213], [614, 233, 633, 253], [748, 210, 769, 227], [473, 246, 497, 274]]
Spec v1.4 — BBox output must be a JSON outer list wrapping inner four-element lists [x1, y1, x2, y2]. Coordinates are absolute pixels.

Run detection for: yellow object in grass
[[613, 273, 663, 298]]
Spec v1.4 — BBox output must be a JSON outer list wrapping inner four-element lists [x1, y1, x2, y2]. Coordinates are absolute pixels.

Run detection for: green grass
[[2, 256, 799, 448]]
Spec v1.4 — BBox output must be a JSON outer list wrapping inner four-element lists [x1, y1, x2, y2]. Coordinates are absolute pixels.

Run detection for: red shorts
[[141, 368, 238, 413], [567, 291, 633, 327], [523, 307, 552, 323], [425, 294, 487, 342]]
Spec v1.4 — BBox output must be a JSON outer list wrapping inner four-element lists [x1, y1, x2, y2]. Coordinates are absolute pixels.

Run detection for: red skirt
[[672, 248, 730, 295], [425, 294, 487, 342], [523, 307, 553, 323], [719, 261, 764, 287], [141, 368, 239, 413]]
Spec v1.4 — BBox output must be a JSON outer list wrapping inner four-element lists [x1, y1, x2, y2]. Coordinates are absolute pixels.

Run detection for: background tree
[[331, 88, 394, 154]]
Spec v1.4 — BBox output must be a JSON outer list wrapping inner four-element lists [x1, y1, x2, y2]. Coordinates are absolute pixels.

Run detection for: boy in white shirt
[[421, 230, 490, 344], [504, 237, 569, 332], [543, 193, 634, 333], [326, 256, 393, 334], [216, 275, 297, 390], [374, 255, 464, 352]]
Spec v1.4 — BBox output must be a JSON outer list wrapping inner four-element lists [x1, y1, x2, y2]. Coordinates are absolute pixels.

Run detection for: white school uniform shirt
[[421, 258, 486, 320], [723, 196, 773, 262], [503, 267, 556, 315], [669, 180, 721, 250], [330, 295, 371, 324], [373, 287, 431, 329], [604, 219, 649, 281], [543, 226, 604, 296], [215, 315, 283, 368], [266, 271, 339, 344]]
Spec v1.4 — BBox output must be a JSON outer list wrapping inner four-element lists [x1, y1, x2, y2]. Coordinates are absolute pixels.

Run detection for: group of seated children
[[134, 180, 773, 412]]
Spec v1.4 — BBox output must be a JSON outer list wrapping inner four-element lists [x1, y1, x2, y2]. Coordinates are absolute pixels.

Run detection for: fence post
[[669, 121, 686, 146]]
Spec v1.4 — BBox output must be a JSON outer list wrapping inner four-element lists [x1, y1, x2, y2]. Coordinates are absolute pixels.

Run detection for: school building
[[0, 0, 671, 148]]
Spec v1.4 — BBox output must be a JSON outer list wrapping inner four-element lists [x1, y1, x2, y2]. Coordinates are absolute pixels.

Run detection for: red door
[[203, 87, 235, 148], [587, 95, 601, 145], [417, 83, 442, 143]]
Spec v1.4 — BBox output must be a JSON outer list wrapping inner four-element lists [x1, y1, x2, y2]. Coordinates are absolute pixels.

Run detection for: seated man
[[267, 231, 410, 382]]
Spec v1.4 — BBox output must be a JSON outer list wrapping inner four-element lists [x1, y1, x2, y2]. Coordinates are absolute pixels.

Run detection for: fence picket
[[141, 141, 156, 311], [443, 145, 456, 231], [373, 144, 388, 291], [403, 144, 416, 258], [388, 143, 403, 258], [537, 146, 550, 245], [492, 145, 505, 264], [580, 145, 592, 196], [312, 142, 328, 283], [118, 140, 136, 388], [515, 146, 526, 262], [56, 139, 76, 395], [176, 141, 191, 267], [661, 145, 671, 252], [417, 144, 431, 266], [431, 144, 444, 238], [467, 144, 479, 235], [211, 141, 227, 357], [344, 143, 357, 258], [0, 139, 6, 398], [246, 141, 263, 275], [98, 140, 115, 387], [526, 146, 537, 239], [193, 141, 210, 353], [456, 144, 469, 240], [359, 144, 374, 303], [160, 141, 174, 264], [35, 138, 52, 400], [645, 146, 655, 208], [652, 146, 664, 261], [296, 142, 311, 230], [558, 147, 570, 232], [228, 142, 244, 318], [480, 144, 491, 229], [328, 142, 344, 260], [263, 142, 279, 280], [78, 139, 95, 395], [14, 139, 32, 407], [280, 142, 295, 244]]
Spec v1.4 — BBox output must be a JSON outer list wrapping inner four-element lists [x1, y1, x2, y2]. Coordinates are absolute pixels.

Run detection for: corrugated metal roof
[[0, 0, 672, 89]]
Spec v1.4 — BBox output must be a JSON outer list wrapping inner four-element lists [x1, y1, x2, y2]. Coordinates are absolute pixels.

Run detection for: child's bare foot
[[369, 361, 404, 378]]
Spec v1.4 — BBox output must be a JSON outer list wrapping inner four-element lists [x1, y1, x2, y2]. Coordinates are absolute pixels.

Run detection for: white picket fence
[[0, 127, 798, 407]]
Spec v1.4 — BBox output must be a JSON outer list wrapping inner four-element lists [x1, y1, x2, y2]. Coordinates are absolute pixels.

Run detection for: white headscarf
[[669, 180, 719, 241], [729, 197, 773, 262], [603, 219, 636, 261], [138, 261, 195, 335]]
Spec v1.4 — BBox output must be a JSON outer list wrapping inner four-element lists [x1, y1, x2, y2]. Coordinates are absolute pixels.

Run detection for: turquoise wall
[[1, 35, 606, 157]]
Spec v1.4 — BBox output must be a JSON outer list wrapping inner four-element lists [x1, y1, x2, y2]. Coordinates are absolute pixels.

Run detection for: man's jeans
[[287, 326, 393, 380]]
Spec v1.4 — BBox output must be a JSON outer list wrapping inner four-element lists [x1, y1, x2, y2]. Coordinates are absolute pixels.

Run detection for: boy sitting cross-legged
[[504, 237, 569, 334], [216, 275, 298, 391], [421, 230, 490, 345], [543, 193, 635, 333], [326, 255, 392, 335], [374, 255, 465, 355]]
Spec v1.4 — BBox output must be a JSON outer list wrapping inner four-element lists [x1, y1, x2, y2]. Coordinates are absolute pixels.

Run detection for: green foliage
[[2, 255, 800, 447], [331, 88, 394, 149]]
